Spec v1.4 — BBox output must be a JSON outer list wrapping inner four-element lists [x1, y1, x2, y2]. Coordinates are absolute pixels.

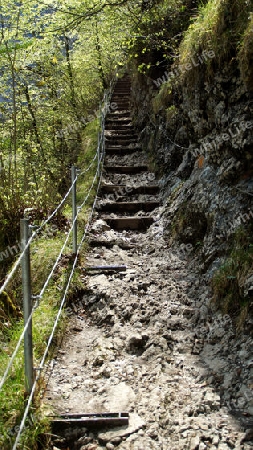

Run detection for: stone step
[[114, 81, 130, 85], [104, 165, 148, 174], [113, 91, 130, 95], [107, 112, 131, 119], [88, 239, 135, 250], [112, 92, 130, 97], [111, 100, 130, 105], [100, 184, 160, 195], [102, 216, 154, 231], [106, 117, 131, 123], [106, 118, 132, 125], [105, 129, 135, 135], [105, 125, 134, 132], [112, 90, 130, 94], [105, 146, 142, 155], [96, 201, 160, 214], [111, 95, 130, 99], [111, 103, 129, 108], [105, 139, 138, 146], [112, 99, 130, 103], [111, 97, 130, 102], [111, 103, 130, 108], [105, 134, 137, 140]]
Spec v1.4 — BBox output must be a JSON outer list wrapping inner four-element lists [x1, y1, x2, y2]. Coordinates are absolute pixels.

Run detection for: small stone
[[217, 443, 230, 450], [101, 367, 111, 378], [212, 435, 220, 445], [199, 443, 206, 450], [126, 334, 145, 354], [106, 444, 115, 450], [81, 445, 98, 450], [241, 429, 253, 443], [190, 436, 200, 449], [111, 437, 122, 444], [72, 325, 83, 332]]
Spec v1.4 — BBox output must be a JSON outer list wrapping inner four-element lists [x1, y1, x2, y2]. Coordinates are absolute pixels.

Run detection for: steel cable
[[9, 78, 112, 450]]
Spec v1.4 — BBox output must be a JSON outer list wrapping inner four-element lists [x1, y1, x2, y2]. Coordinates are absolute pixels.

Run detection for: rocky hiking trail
[[43, 76, 253, 450]]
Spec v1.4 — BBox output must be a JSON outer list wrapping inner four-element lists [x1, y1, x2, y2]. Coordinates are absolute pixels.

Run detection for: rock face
[[130, 65, 253, 307]]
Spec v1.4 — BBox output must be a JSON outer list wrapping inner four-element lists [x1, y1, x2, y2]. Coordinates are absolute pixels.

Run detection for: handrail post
[[71, 166, 78, 254], [97, 131, 101, 179], [20, 219, 33, 396]]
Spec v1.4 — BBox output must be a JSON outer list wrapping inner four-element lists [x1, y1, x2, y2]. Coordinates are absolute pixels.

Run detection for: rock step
[[101, 74, 157, 232], [105, 129, 135, 135], [104, 165, 149, 174], [106, 134, 137, 140], [111, 99, 130, 104], [105, 125, 134, 132], [105, 118, 132, 125], [88, 239, 135, 249], [111, 90, 130, 95], [96, 201, 160, 214], [105, 140, 139, 146], [107, 112, 131, 119], [102, 216, 154, 230], [111, 98, 130, 104], [105, 147, 142, 156], [111, 103, 130, 109], [111, 91, 130, 96], [111, 95, 130, 100], [114, 86, 131, 92], [100, 184, 159, 195]]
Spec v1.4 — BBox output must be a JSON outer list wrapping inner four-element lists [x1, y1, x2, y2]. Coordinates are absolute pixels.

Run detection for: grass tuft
[[239, 14, 253, 90], [211, 227, 253, 331], [178, 0, 251, 83]]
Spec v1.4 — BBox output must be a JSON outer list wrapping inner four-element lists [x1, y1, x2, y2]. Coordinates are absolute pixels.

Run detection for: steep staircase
[[96, 75, 160, 231]]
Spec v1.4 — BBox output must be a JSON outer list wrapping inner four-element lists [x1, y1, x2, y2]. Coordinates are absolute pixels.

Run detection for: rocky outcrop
[[129, 62, 253, 327]]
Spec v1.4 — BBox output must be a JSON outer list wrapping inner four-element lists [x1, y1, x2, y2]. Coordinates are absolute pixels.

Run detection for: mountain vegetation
[[0, 0, 253, 448]]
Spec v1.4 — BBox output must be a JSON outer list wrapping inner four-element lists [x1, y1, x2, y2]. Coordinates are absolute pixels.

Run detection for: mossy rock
[[0, 292, 20, 318], [172, 202, 208, 245]]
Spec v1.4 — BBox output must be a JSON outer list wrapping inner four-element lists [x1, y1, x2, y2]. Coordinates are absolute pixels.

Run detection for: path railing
[[0, 75, 116, 450]]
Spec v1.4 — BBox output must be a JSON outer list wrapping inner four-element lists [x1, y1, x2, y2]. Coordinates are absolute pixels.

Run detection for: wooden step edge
[[103, 166, 149, 173], [102, 216, 155, 231]]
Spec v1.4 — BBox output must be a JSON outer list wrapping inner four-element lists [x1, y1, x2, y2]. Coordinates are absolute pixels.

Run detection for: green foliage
[[0, 292, 19, 320], [166, 105, 178, 123], [152, 81, 173, 113], [212, 227, 253, 329], [0, 117, 98, 449], [0, 0, 130, 281], [0, 233, 83, 449], [239, 14, 253, 90], [125, 0, 198, 75], [179, 0, 252, 81]]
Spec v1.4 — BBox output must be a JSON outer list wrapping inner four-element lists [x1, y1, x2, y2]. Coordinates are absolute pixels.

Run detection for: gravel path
[[44, 218, 253, 450]]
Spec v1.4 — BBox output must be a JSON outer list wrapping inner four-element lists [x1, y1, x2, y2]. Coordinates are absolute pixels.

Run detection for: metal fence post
[[97, 132, 101, 179], [20, 219, 33, 396], [71, 166, 77, 254]]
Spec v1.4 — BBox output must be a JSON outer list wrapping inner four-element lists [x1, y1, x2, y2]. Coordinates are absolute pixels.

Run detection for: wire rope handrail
[[0, 73, 116, 449]]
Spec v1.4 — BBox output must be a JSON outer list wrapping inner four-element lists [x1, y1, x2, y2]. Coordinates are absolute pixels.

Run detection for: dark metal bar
[[71, 166, 77, 254], [85, 265, 127, 271], [51, 412, 129, 429]]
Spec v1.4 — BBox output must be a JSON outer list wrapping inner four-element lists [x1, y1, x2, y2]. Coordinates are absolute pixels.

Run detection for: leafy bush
[[212, 227, 253, 329]]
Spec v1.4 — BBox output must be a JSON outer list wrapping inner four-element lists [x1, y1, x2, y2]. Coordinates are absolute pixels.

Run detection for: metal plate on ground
[[51, 412, 129, 433]]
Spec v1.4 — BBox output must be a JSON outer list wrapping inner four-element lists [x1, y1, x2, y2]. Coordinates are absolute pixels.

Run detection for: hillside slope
[[129, 0, 253, 331]]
